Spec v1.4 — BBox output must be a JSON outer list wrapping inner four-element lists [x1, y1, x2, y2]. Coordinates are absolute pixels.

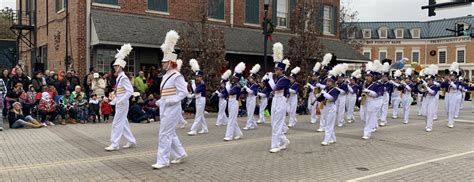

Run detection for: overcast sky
[[1, 0, 473, 21], [343, 0, 473, 21]]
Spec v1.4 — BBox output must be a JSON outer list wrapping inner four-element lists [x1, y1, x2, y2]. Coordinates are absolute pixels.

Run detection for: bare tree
[[178, 0, 227, 100], [0, 7, 15, 39], [287, 0, 325, 87], [339, 2, 364, 50]]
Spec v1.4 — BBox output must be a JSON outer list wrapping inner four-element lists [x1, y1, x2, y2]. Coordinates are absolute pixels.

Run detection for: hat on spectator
[[12, 102, 21, 107]]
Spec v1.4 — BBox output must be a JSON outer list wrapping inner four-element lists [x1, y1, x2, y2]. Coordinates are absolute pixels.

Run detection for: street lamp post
[[263, 0, 270, 72]]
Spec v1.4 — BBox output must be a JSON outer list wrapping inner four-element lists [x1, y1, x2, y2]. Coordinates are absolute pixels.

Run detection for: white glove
[[214, 90, 219, 94], [363, 89, 370, 93], [191, 80, 195, 84], [262, 75, 269, 81], [268, 72, 273, 78], [155, 99, 161, 106], [187, 94, 195, 98], [320, 90, 327, 94], [306, 83, 312, 87], [243, 85, 249, 90]]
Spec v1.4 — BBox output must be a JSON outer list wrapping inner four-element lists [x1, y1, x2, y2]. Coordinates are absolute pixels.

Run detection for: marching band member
[[423, 65, 440, 132], [267, 43, 290, 153], [224, 62, 245, 141], [153, 30, 188, 169], [335, 64, 349, 127], [378, 61, 391, 127], [105, 43, 137, 151], [320, 65, 342, 145], [188, 59, 208, 136], [401, 68, 414, 124], [215, 70, 231, 126], [433, 75, 442, 120], [314, 53, 333, 132], [307, 62, 321, 124], [176, 59, 188, 129], [243, 64, 261, 130], [390, 70, 403, 119], [361, 60, 383, 140], [442, 62, 462, 128], [458, 77, 466, 111], [345, 69, 361, 123], [287, 67, 300, 127], [257, 78, 271, 124], [417, 71, 427, 116]]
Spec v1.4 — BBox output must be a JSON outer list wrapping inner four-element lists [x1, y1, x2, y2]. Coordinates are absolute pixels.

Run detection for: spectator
[[48, 73, 64, 95], [11, 67, 30, 92], [0, 75, 6, 131], [19, 85, 36, 116], [58, 70, 65, 81], [129, 94, 151, 123], [144, 94, 158, 121], [5, 83, 24, 113], [38, 92, 57, 126], [8, 102, 43, 129], [31, 71, 45, 92], [147, 70, 162, 96], [134, 71, 148, 96], [74, 94, 88, 124], [88, 94, 100, 123], [105, 72, 116, 98], [64, 71, 80, 92], [101, 97, 112, 122], [71, 86, 85, 100], [35, 86, 49, 103], [59, 90, 77, 124], [1, 69, 11, 90], [91, 73, 106, 100]]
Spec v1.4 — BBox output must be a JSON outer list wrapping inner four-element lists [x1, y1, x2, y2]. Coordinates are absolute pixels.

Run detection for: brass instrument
[[440, 88, 446, 97], [417, 84, 427, 93], [303, 76, 311, 99], [360, 93, 367, 106]]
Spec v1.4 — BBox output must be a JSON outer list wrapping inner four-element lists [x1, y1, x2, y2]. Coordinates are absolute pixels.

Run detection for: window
[[323, 5, 335, 35], [378, 28, 387, 38], [245, 0, 260, 24], [273, 0, 289, 27], [148, 0, 168, 12], [37, 46, 48, 69], [412, 51, 420, 63], [395, 50, 403, 61], [347, 32, 355, 39], [94, 0, 118, 5], [208, 0, 224, 20], [95, 49, 135, 75], [379, 51, 387, 60], [395, 29, 404, 39], [438, 49, 446, 64], [55, 0, 65, 12], [411, 28, 420, 38], [456, 48, 465, 63], [363, 29, 371, 39], [363, 51, 371, 59]]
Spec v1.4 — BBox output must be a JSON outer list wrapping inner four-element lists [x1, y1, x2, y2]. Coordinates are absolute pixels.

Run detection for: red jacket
[[39, 99, 57, 112], [101, 102, 112, 115]]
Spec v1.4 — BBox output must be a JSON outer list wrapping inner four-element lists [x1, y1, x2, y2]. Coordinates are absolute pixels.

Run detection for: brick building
[[348, 16, 474, 80], [16, 0, 366, 77]]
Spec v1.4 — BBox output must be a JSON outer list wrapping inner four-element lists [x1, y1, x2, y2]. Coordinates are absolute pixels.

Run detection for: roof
[[347, 16, 474, 39], [91, 10, 368, 62]]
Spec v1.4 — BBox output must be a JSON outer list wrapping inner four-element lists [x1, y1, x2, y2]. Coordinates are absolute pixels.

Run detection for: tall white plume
[[313, 62, 321, 72], [282, 59, 290, 71], [250, 64, 261, 74], [291, 67, 301, 75], [394, 70, 402, 77], [190, 58, 200, 72], [449, 62, 459, 73], [115, 43, 133, 60], [405, 68, 413, 76], [382, 62, 390, 73], [272, 42, 284, 62], [428, 64, 439, 76], [234, 62, 246, 74], [221, 69, 232, 80], [160, 30, 179, 55], [176, 59, 183, 71], [322, 53, 332, 66], [351, 69, 362, 79], [373, 60, 383, 73]]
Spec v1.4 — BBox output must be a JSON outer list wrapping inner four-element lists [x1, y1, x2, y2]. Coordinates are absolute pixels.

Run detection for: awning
[[91, 10, 369, 63]]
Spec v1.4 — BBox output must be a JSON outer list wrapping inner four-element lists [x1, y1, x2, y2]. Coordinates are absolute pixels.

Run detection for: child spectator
[[59, 90, 77, 124], [38, 92, 57, 126], [101, 97, 112, 122], [129, 94, 151, 123], [89, 94, 100, 123], [74, 94, 88, 124], [144, 94, 158, 121]]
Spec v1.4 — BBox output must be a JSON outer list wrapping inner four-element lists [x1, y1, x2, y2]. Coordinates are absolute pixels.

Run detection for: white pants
[[156, 100, 186, 166], [322, 103, 337, 143], [460, 92, 465, 109], [363, 97, 381, 138], [455, 92, 462, 117], [378, 92, 389, 123], [402, 94, 411, 122], [271, 95, 288, 149], [190, 96, 208, 132], [434, 93, 439, 119], [287, 94, 298, 127], [417, 93, 423, 115], [245, 95, 257, 128], [258, 97, 268, 123], [421, 96, 428, 116], [425, 95, 437, 130], [336, 94, 346, 126], [110, 100, 136, 148], [391, 96, 401, 118], [307, 94, 318, 123], [345, 93, 357, 121], [446, 92, 460, 126], [225, 98, 242, 138], [216, 98, 228, 126]]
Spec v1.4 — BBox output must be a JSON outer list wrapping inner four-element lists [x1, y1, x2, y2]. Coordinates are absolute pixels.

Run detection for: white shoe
[[362, 136, 369, 140], [234, 135, 242, 140], [48, 122, 55, 126], [347, 120, 353, 123], [447, 124, 454, 128], [171, 154, 187, 164], [425, 128, 432, 132], [105, 145, 119, 151], [179, 121, 187, 129], [392, 116, 398, 119], [269, 148, 281, 153], [42, 123, 48, 127], [316, 128, 324, 132], [454, 116, 459, 119], [310, 120, 317, 124], [371, 128, 377, 132], [198, 130, 208, 134], [379, 122, 386, 127], [256, 120, 262, 124], [433, 117, 438, 120], [242, 127, 249, 130], [187, 131, 197, 136], [403, 120, 408, 124], [223, 137, 233, 141], [122, 143, 136, 149], [216, 124, 221, 126], [417, 113, 422, 116], [337, 124, 343, 127], [329, 140, 336, 144], [280, 139, 290, 150], [151, 164, 169, 169], [320, 142, 329, 146], [0, 127, 3, 131]]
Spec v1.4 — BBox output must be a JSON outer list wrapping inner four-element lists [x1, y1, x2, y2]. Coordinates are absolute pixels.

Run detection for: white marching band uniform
[[216, 88, 229, 126]]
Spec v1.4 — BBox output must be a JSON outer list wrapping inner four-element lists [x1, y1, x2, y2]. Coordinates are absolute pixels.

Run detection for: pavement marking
[[346, 150, 474, 182], [455, 119, 474, 123]]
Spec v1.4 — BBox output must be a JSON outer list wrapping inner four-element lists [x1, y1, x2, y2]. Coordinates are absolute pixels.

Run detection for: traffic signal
[[457, 23, 464, 36], [428, 0, 436, 17]]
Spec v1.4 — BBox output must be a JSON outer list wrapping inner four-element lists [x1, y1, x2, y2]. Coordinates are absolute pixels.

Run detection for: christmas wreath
[[429, 50, 436, 56], [262, 18, 276, 41]]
